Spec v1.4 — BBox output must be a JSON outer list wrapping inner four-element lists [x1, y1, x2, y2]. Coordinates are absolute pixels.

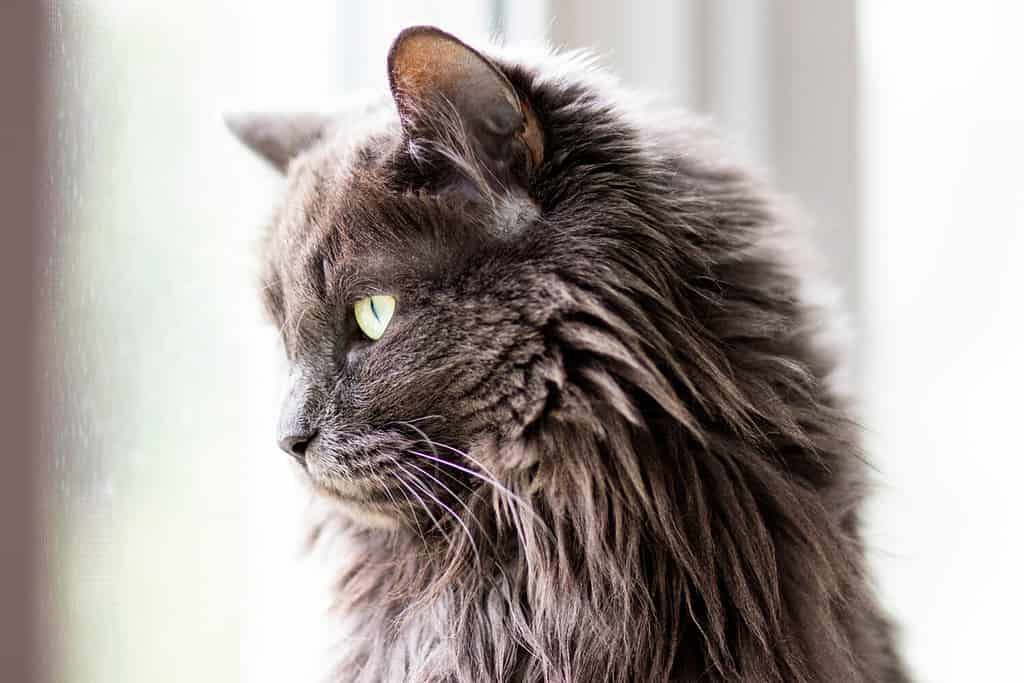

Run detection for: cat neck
[[327, 408, 879, 682]]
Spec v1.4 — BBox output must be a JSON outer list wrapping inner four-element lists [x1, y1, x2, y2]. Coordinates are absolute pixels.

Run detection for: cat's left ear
[[388, 26, 544, 191], [225, 112, 331, 173]]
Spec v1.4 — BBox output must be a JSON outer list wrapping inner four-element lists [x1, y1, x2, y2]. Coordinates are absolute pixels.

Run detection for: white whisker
[[387, 465, 428, 544], [408, 449, 551, 548], [401, 457, 485, 565], [388, 456, 452, 546]]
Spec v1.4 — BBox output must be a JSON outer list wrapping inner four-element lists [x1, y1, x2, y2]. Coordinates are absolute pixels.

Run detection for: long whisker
[[422, 440, 512, 495], [396, 421, 470, 493], [368, 466, 402, 514], [394, 420, 442, 459], [396, 458, 481, 568], [387, 465, 428, 545], [388, 456, 452, 546], [409, 447, 536, 519], [408, 449, 552, 544], [394, 415, 446, 426], [400, 459, 484, 528], [420, 438, 540, 539], [401, 457, 486, 564], [399, 417, 551, 545]]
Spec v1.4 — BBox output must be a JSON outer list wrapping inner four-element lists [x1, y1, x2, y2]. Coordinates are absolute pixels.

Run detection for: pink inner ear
[[387, 27, 512, 122], [386, 26, 544, 173], [389, 31, 473, 103]]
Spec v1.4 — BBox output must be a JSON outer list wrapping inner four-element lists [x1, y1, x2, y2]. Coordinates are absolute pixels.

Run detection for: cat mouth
[[306, 463, 457, 531], [299, 430, 476, 522], [304, 469, 411, 529], [300, 444, 393, 500]]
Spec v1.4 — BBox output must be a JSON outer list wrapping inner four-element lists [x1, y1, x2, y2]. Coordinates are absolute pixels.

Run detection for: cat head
[[228, 26, 779, 528], [229, 27, 561, 521]]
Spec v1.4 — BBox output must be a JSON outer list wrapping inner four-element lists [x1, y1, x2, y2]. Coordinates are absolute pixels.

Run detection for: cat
[[228, 25, 909, 683]]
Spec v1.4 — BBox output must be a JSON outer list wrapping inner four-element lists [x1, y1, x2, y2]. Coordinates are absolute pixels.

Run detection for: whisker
[[400, 459, 483, 526], [399, 415, 446, 426], [422, 440, 509, 491], [394, 420, 442, 459], [367, 467, 402, 513], [391, 419, 473, 494], [410, 447, 535, 518], [387, 466, 428, 545], [388, 456, 452, 546], [408, 449, 552, 545], [397, 423, 481, 506], [401, 457, 486, 565], [397, 417, 552, 546], [420, 439, 538, 537]]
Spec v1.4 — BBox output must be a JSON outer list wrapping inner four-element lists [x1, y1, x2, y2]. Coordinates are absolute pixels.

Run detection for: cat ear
[[387, 26, 544, 190], [224, 112, 331, 173]]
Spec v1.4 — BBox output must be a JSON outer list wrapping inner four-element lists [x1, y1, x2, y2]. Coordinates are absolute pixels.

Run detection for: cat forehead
[[267, 147, 485, 288], [273, 129, 400, 245]]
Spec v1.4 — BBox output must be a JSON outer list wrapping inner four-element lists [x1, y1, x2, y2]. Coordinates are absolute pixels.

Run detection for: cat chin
[[306, 472, 404, 529], [334, 500, 402, 530]]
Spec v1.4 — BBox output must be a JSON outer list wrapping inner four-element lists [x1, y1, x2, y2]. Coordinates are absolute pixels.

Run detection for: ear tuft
[[387, 26, 543, 188], [225, 112, 331, 173]]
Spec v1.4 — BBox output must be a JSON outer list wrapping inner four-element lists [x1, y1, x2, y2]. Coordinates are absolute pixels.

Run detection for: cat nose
[[277, 368, 318, 464], [278, 430, 317, 462]]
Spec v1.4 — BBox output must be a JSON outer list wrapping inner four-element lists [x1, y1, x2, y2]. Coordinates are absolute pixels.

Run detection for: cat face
[[233, 27, 569, 522]]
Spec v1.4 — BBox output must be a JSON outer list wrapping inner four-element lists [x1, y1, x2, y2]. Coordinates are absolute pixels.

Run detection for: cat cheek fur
[[234, 25, 910, 683]]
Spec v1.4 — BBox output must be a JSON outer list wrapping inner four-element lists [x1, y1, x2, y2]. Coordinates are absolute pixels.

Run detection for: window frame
[[0, 3, 43, 683]]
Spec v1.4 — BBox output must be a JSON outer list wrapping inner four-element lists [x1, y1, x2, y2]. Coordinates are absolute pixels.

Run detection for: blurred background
[[24, 1, 1023, 682]]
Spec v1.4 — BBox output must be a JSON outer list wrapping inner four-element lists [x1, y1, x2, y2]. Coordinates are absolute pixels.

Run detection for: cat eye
[[353, 295, 396, 341]]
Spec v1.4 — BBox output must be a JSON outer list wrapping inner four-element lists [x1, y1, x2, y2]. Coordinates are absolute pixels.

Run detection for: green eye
[[353, 294, 396, 341]]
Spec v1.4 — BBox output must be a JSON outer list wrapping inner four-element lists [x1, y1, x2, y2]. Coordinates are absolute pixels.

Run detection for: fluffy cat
[[229, 26, 909, 683]]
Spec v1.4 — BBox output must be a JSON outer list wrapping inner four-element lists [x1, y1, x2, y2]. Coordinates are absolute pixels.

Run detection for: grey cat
[[229, 26, 909, 683]]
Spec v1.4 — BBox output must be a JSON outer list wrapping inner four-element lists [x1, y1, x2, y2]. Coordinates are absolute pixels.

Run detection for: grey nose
[[278, 430, 317, 462], [277, 369, 318, 463]]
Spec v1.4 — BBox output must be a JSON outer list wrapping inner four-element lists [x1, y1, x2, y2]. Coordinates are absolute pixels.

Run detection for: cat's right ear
[[224, 112, 331, 173]]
